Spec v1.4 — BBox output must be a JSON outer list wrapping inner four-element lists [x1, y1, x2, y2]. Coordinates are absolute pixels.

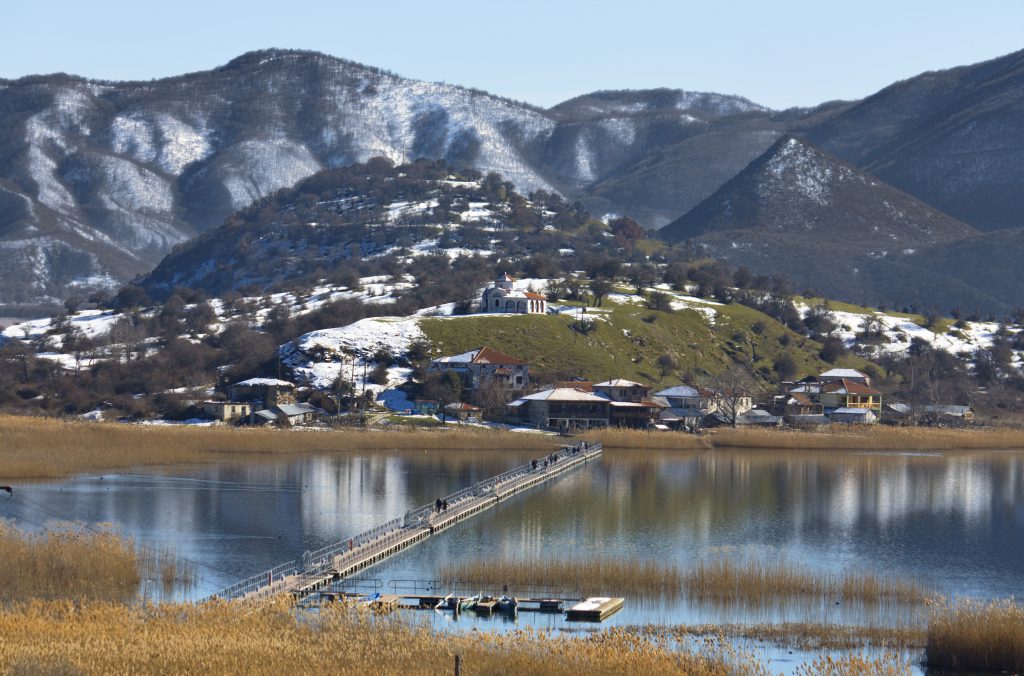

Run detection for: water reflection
[[3, 448, 1022, 612]]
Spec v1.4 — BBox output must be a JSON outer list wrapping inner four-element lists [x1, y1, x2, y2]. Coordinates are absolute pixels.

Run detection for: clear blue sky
[[4, 0, 1023, 110]]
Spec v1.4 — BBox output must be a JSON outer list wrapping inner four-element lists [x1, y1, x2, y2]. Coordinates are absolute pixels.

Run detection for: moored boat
[[458, 594, 480, 611], [496, 595, 519, 614]]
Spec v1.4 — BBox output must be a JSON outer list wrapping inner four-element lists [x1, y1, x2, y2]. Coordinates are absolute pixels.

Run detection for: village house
[[819, 379, 882, 416], [251, 402, 320, 426], [480, 274, 548, 314], [227, 378, 297, 410], [885, 403, 975, 426], [444, 401, 482, 422], [508, 387, 610, 430], [819, 368, 872, 386], [429, 346, 529, 391], [202, 400, 252, 422], [592, 378, 662, 428], [828, 407, 878, 424], [704, 408, 783, 428]]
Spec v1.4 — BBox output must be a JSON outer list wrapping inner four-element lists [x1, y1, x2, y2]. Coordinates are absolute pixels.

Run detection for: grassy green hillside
[[420, 295, 878, 387]]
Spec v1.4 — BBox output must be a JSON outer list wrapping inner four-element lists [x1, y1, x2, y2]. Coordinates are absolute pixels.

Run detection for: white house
[[480, 274, 547, 314]]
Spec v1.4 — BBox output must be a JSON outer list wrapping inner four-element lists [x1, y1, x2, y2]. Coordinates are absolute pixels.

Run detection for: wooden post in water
[[454, 654, 461, 676]]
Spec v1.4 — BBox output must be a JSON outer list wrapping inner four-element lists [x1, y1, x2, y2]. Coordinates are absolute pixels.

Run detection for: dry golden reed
[[708, 425, 1024, 451], [4, 413, 1023, 481], [0, 597, 757, 676], [684, 554, 928, 606], [0, 521, 193, 603], [0, 521, 141, 603], [925, 599, 1024, 672], [439, 556, 684, 598], [636, 622, 926, 651], [0, 415, 565, 479]]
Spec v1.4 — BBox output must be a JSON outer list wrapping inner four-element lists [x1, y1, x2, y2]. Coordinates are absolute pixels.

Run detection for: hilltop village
[[193, 275, 978, 433]]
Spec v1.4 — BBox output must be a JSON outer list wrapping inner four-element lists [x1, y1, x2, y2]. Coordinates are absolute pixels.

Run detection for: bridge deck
[[227, 442, 602, 601]]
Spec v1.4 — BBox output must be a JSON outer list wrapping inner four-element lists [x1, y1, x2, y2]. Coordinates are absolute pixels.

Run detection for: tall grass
[[0, 415, 565, 479], [639, 622, 926, 651], [684, 553, 928, 606], [925, 599, 1024, 672], [3, 413, 1023, 480], [709, 425, 1024, 451], [439, 554, 928, 606], [0, 521, 141, 603], [0, 521, 193, 603], [0, 598, 756, 675], [439, 557, 684, 598]]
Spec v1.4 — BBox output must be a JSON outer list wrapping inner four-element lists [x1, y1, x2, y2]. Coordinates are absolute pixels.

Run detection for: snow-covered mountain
[[0, 49, 770, 312]]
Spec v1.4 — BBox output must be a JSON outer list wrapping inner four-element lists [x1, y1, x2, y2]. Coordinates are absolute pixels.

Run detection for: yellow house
[[820, 379, 882, 413]]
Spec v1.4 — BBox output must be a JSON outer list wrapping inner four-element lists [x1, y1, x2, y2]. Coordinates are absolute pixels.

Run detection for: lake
[[4, 447, 1023, 668]]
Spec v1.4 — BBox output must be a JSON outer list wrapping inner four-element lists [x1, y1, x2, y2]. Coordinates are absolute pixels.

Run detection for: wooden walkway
[[214, 442, 602, 601]]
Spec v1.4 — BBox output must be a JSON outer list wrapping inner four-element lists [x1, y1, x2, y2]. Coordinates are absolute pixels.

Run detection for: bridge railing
[[212, 441, 602, 599]]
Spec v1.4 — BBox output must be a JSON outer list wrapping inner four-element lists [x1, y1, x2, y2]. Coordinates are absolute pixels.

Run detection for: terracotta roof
[[823, 378, 881, 395], [788, 393, 814, 406], [473, 346, 526, 365], [493, 367, 513, 375], [523, 291, 547, 300], [555, 381, 593, 392], [445, 402, 482, 411]]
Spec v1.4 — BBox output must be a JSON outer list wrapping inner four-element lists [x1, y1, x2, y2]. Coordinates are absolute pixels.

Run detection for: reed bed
[[684, 554, 929, 606], [925, 599, 1024, 672], [0, 415, 565, 479], [0, 521, 141, 603], [4, 412, 1023, 481], [709, 425, 1024, 451], [441, 554, 928, 607], [0, 521, 194, 603], [636, 622, 926, 651], [0, 597, 759, 675], [439, 556, 684, 598]]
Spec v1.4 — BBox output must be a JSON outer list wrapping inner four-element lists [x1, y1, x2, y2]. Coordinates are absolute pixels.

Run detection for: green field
[[420, 294, 879, 386]]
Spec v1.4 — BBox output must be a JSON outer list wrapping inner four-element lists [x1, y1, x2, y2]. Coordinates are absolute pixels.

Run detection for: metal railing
[[211, 442, 602, 599]]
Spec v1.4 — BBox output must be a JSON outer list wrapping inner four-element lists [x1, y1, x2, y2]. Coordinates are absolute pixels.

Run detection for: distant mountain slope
[[0, 50, 777, 312], [657, 136, 1022, 313], [803, 49, 1024, 231], [7, 47, 1024, 313], [661, 135, 976, 243]]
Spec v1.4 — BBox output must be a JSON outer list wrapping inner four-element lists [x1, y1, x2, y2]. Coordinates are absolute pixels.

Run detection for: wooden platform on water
[[565, 597, 625, 621]]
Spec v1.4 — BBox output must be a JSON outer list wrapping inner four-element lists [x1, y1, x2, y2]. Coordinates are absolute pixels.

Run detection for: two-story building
[[820, 379, 883, 416], [429, 346, 529, 392], [592, 379, 662, 428], [226, 378, 297, 410], [508, 387, 610, 430]]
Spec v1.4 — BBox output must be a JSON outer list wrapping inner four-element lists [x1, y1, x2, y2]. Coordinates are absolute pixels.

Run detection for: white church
[[480, 274, 548, 314]]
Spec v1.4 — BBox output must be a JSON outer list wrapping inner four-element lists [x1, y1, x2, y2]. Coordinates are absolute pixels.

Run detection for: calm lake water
[[4, 447, 1023, 668]]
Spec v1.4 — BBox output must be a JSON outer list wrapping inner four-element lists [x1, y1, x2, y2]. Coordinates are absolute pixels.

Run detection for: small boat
[[356, 592, 381, 605], [458, 594, 480, 611], [496, 595, 519, 614]]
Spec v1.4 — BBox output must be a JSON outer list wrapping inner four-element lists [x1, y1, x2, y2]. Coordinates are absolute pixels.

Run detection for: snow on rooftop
[[232, 378, 294, 387], [521, 388, 607, 402]]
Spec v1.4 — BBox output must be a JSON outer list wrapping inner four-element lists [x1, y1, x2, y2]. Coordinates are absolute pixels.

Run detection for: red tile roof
[[823, 379, 882, 396], [523, 291, 547, 300], [472, 346, 527, 365]]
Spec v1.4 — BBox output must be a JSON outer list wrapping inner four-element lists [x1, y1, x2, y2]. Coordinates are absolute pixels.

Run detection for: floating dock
[[565, 597, 625, 621], [213, 442, 603, 601]]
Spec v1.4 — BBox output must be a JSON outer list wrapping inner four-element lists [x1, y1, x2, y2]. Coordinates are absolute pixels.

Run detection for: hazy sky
[[4, 1, 1023, 109]]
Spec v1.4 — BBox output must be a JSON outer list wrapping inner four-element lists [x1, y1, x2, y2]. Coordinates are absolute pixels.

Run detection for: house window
[[515, 376, 523, 385]]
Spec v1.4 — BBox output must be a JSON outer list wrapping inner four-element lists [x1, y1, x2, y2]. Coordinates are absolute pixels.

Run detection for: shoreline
[[2, 414, 1024, 480]]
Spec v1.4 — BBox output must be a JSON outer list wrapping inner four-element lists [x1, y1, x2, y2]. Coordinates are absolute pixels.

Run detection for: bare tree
[[702, 364, 758, 427]]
